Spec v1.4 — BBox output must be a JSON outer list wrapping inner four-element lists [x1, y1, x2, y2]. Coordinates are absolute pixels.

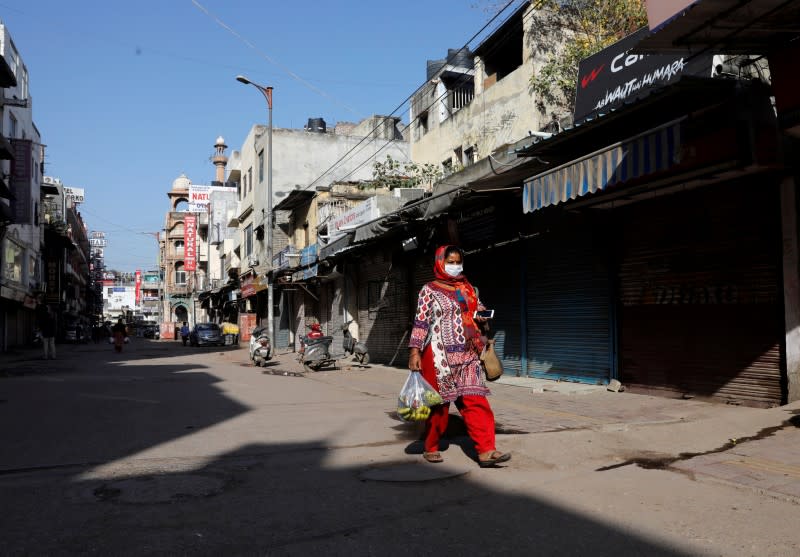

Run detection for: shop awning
[[523, 119, 682, 213], [636, 0, 800, 55]]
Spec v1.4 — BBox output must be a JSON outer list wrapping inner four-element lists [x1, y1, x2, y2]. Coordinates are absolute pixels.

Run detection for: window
[[175, 262, 186, 285], [241, 174, 247, 199], [244, 224, 253, 257], [418, 111, 429, 134], [174, 240, 184, 255], [441, 158, 453, 176], [464, 146, 475, 167], [258, 151, 264, 183], [9, 113, 17, 139], [248, 167, 253, 193], [454, 147, 463, 168]]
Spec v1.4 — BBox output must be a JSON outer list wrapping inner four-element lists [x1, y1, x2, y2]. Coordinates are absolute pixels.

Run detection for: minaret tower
[[212, 136, 228, 183]]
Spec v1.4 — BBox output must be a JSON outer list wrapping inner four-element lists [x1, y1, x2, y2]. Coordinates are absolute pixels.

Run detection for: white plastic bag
[[397, 371, 443, 421]]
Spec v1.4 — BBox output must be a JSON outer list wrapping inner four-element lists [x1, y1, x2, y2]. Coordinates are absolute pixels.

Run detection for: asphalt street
[[1, 338, 799, 556]]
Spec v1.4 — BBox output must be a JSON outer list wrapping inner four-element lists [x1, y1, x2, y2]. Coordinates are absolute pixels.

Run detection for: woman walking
[[408, 245, 510, 467]]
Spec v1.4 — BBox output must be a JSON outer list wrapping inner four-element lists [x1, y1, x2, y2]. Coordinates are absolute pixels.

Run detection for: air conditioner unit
[[247, 255, 259, 267]]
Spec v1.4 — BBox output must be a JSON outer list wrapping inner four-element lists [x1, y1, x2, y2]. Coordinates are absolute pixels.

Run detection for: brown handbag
[[480, 339, 504, 381]]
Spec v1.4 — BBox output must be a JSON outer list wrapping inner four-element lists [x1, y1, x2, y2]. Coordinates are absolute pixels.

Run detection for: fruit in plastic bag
[[396, 371, 442, 422]]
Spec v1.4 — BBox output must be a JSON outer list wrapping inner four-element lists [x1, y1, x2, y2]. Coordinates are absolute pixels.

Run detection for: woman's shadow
[[393, 413, 477, 460]]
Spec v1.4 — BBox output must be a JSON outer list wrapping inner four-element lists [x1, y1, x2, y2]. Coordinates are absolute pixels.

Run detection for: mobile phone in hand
[[474, 309, 494, 319]]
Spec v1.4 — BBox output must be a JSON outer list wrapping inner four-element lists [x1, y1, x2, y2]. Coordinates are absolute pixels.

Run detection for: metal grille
[[525, 219, 613, 384], [618, 181, 784, 407]]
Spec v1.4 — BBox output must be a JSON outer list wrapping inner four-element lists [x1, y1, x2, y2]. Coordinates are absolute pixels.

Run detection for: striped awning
[[523, 119, 682, 213]]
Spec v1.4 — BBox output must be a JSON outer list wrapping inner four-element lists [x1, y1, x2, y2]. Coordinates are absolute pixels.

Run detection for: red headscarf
[[432, 245, 483, 352]]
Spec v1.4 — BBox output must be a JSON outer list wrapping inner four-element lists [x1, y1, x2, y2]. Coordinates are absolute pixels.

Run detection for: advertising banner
[[46, 260, 60, 303], [238, 313, 257, 342], [331, 197, 378, 240], [189, 185, 227, 212], [10, 139, 32, 224], [135, 270, 142, 305], [160, 322, 175, 340], [64, 187, 85, 204], [573, 28, 712, 123], [184, 213, 197, 272]]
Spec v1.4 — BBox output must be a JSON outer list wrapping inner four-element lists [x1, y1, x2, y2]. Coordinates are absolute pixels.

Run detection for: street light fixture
[[236, 75, 274, 349]]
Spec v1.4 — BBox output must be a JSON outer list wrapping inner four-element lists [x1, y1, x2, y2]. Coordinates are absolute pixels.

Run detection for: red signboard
[[184, 214, 197, 272], [135, 270, 142, 305], [159, 322, 175, 340], [239, 313, 257, 342]]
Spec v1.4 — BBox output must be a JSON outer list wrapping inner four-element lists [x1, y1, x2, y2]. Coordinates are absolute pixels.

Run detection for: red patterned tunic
[[409, 282, 490, 402]]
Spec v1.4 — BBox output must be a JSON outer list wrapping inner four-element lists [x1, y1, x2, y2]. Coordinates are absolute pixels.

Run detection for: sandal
[[478, 451, 511, 468], [423, 451, 444, 463]]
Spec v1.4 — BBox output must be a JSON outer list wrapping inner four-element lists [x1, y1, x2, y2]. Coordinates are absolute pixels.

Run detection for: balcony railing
[[272, 245, 300, 271]]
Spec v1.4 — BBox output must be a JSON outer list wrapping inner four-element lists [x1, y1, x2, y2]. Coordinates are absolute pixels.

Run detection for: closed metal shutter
[[618, 181, 784, 407], [468, 244, 524, 377], [526, 216, 613, 384], [275, 288, 291, 349], [357, 251, 410, 365], [321, 276, 346, 353]]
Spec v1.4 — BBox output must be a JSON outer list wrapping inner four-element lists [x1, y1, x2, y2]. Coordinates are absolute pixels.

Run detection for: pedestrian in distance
[[112, 318, 127, 353], [180, 322, 190, 346], [39, 308, 57, 360], [408, 245, 510, 468]]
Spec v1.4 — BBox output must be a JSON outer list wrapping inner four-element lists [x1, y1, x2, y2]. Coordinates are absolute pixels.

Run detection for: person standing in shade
[[408, 245, 510, 468], [180, 322, 190, 346], [112, 318, 127, 353], [40, 308, 57, 360]]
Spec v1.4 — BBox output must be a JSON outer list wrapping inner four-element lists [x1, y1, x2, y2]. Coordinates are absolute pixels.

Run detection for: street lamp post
[[236, 75, 274, 349]]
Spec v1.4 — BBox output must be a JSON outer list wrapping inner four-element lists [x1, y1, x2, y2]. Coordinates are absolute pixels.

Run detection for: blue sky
[[3, 0, 517, 271]]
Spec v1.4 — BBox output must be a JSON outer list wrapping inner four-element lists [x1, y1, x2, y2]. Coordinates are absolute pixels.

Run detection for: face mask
[[444, 264, 463, 277]]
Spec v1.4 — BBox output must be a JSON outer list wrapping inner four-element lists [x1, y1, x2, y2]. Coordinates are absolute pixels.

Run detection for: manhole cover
[[94, 473, 228, 504], [360, 463, 470, 482]]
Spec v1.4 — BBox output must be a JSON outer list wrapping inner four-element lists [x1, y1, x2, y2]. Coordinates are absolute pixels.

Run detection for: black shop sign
[[573, 27, 712, 123]]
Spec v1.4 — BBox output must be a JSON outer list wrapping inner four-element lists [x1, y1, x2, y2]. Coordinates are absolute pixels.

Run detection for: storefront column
[[782, 176, 800, 402]]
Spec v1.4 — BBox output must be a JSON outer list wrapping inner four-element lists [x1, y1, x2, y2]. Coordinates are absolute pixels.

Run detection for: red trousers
[[421, 346, 496, 454]]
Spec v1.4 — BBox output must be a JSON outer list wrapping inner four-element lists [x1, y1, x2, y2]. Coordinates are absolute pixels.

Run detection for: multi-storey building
[[0, 21, 45, 350]]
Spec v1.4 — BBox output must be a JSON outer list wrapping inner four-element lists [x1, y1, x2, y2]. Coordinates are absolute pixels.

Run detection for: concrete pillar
[[781, 176, 800, 402]]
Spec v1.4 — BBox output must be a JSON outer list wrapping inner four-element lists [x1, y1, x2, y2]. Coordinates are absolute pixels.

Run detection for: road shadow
[[0, 439, 694, 555]]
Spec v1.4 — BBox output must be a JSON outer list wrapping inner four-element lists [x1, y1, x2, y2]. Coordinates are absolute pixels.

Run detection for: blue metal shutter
[[525, 219, 613, 384], [468, 244, 524, 377]]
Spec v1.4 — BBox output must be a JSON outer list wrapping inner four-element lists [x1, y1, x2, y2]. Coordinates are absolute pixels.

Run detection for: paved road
[[1, 339, 799, 556]]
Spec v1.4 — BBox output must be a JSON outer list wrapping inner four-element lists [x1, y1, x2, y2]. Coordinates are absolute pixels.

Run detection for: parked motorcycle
[[249, 326, 272, 367], [342, 320, 369, 365]]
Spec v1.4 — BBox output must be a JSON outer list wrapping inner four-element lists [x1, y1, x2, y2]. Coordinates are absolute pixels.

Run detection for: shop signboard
[[10, 139, 32, 224], [46, 259, 60, 303], [574, 27, 712, 123], [135, 270, 142, 305], [238, 313, 257, 342], [64, 187, 85, 204], [184, 213, 197, 271], [189, 184, 227, 212]]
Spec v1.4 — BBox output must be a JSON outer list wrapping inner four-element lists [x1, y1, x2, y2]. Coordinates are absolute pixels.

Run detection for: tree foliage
[[529, 0, 647, 115], [371, 155, 443, 191]]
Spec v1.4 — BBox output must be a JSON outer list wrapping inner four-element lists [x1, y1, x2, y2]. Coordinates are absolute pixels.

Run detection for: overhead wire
[[190, 0, 362, 118], [312, 1, 538, 189], [298, 0, 522, 193]]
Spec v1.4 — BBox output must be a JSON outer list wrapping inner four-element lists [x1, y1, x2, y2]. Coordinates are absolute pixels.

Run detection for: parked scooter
[[342, 320, 369, 365], [298, 325, 334, 373], [249, 326, 272, 367]]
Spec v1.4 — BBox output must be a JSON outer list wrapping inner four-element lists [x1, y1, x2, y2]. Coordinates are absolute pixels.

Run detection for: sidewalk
[[262, 349, 800, 504]]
